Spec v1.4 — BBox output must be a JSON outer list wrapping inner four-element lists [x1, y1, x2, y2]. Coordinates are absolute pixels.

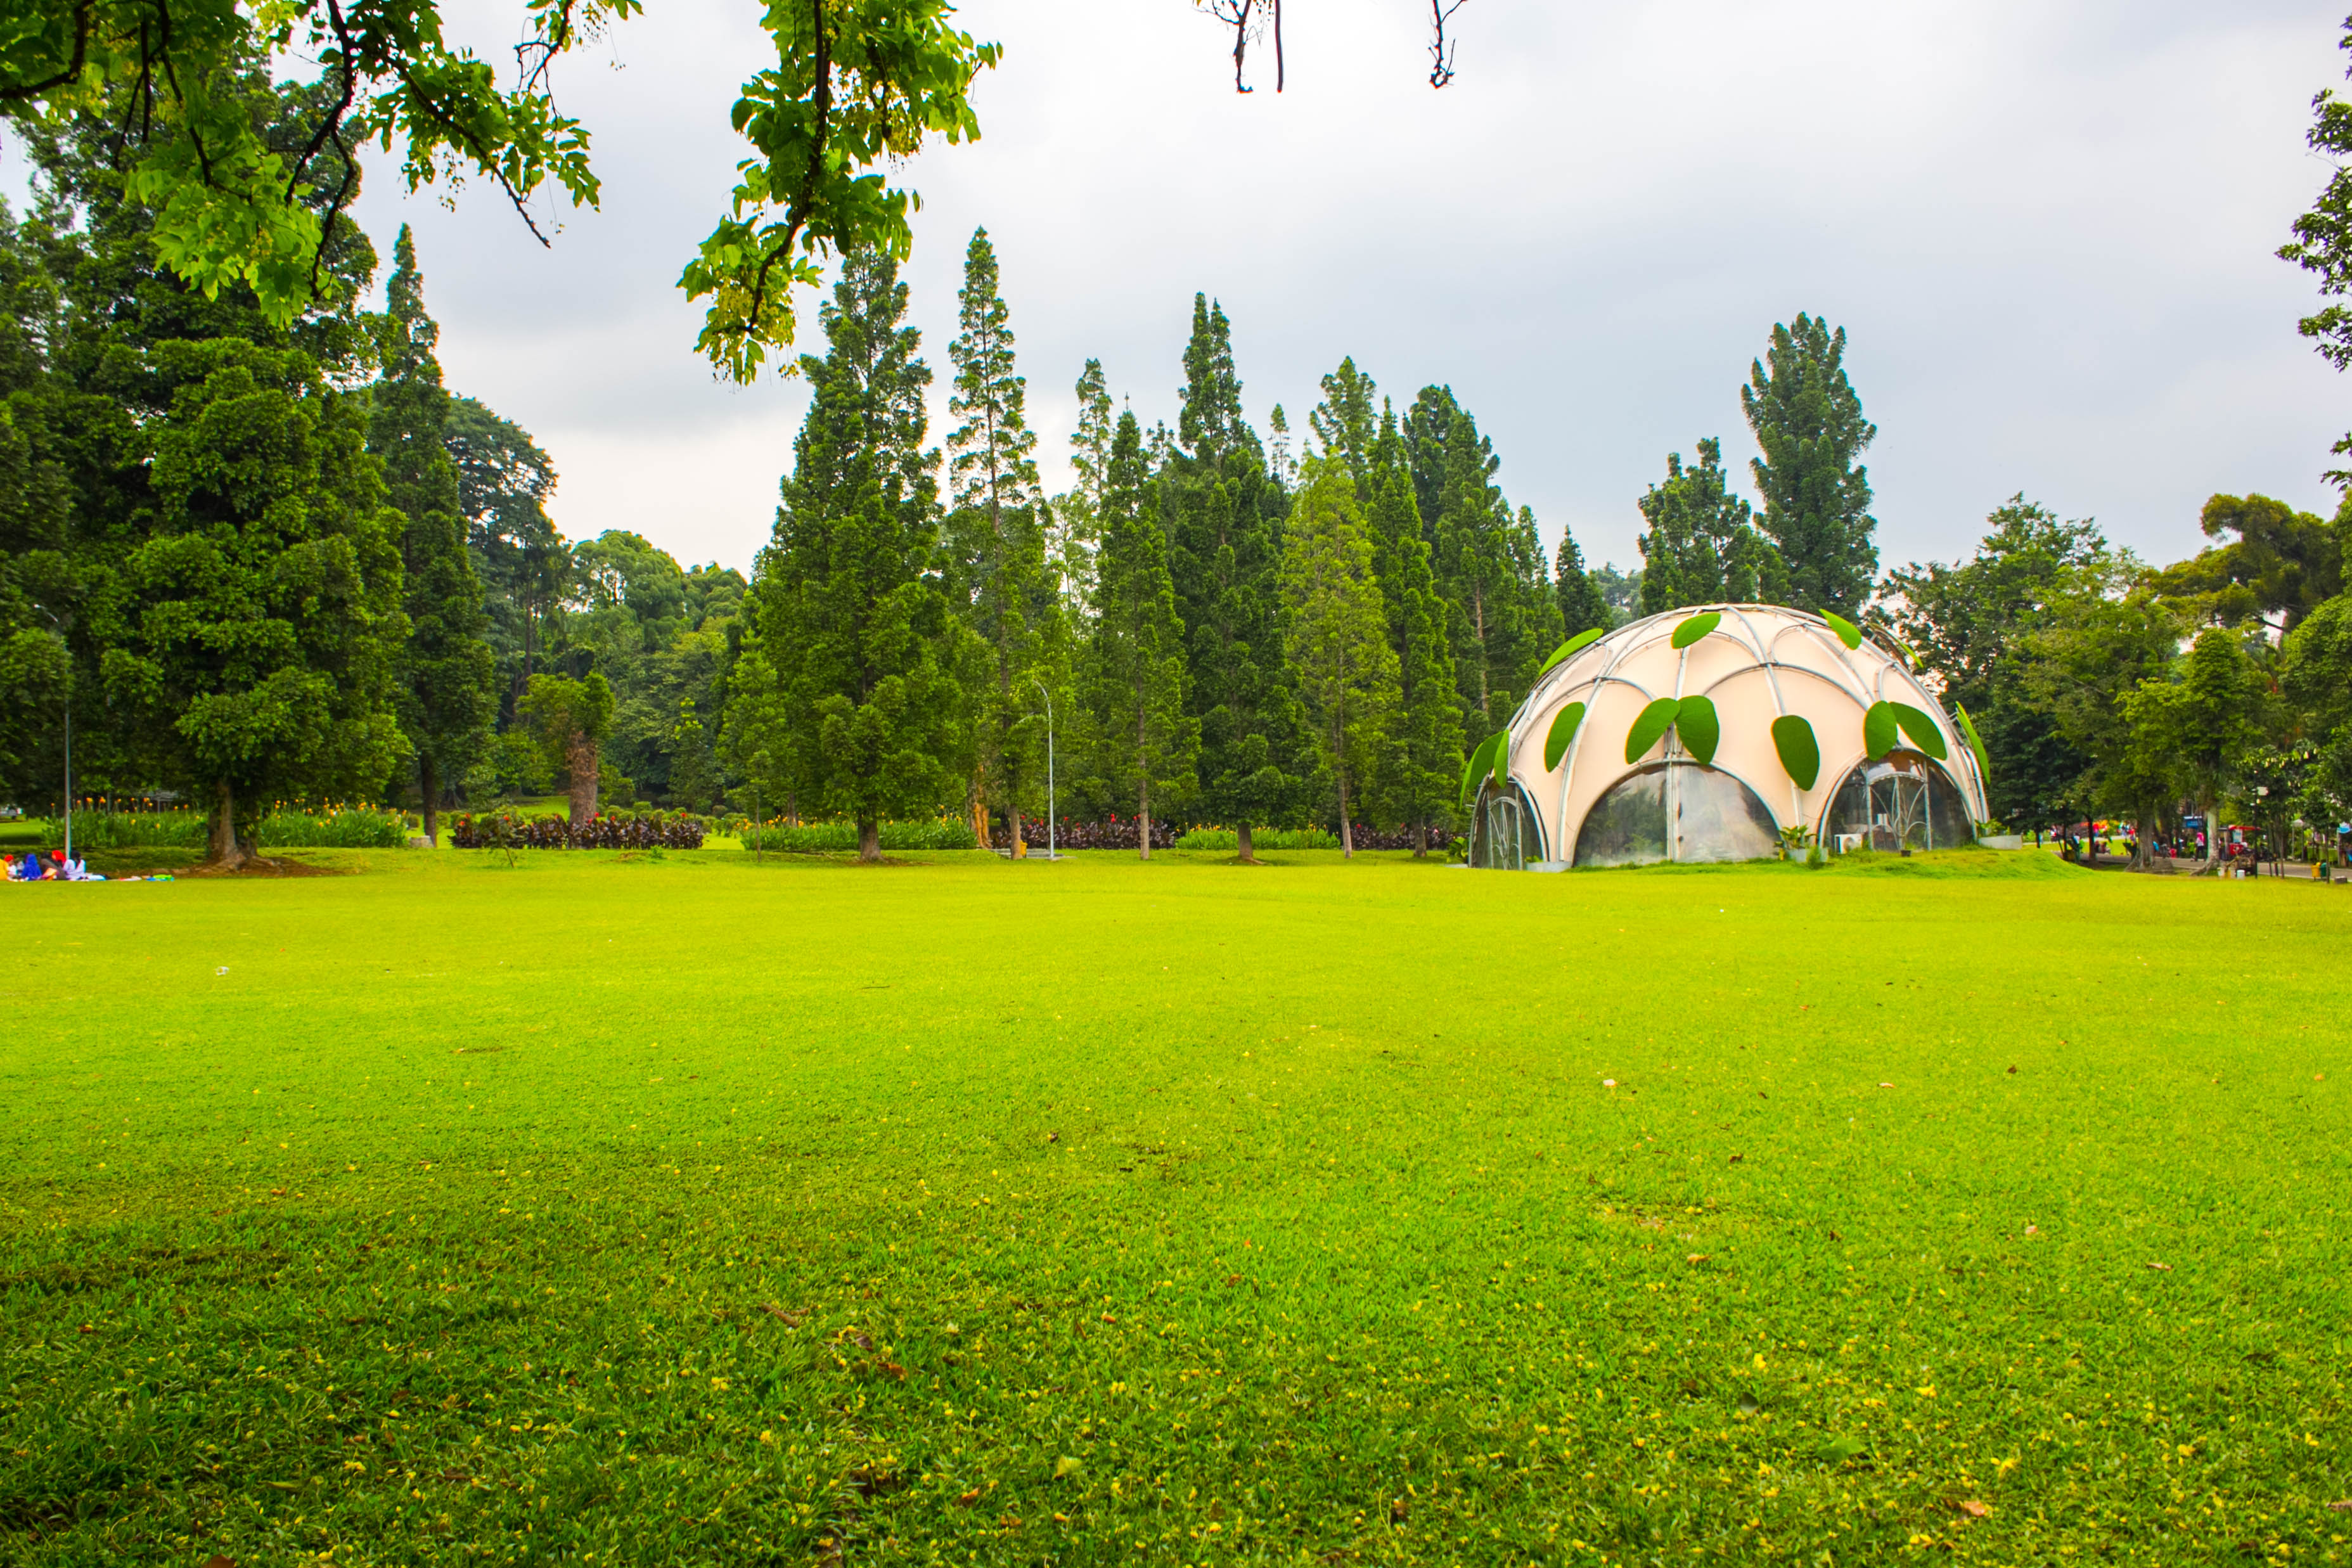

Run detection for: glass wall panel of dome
[[1825, 752, 1974, 851], [1574, 768, 1668, 868], [1671, 764, 1781, 864], [1474, 782, 1544, 868]]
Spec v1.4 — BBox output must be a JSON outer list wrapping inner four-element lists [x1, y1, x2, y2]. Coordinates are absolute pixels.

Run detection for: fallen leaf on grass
[[2007, 1065, 2017, 1074], [438, 1470, 471, 1483], [1053, 1456, 1084, 1479], [1950, 1499, 1990, 1519], [1685, 1254, 1709, 1264], [1225, 1273, 1242, 1285], [1819, 1436, 1866, 1462], [955, 1488, 982, 1507], [2147, 1262, 2173, 1271], [1727, 1153, 1743, 1164], [1389, 1499, 1409, 1522], [2327, 1500, 2352, 1512], [761, 1303, 806, 1327], [202, 1558, 235, 1568]]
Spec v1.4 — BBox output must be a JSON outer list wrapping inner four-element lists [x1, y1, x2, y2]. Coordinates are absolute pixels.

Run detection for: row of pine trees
[[725, 235, 1591, 859]]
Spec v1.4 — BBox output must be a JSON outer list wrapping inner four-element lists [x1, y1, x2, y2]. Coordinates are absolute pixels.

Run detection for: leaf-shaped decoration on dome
[[1954, 702, 1992, 786], [1771, 714, 1821, 789], [1675, 695, 1720, 765], [1461, 733, 1498, 804], [1491, 729, 1513, 790], [1540, 627, 1605, 674], [1891, 702, 1948, 760], [1822, 612, 1863, 650], [1625, 698, 1680, 763], [1671, 611, 1721, 649], [1863, 700, 1899, 760], [1543, 702, 1586, 771]]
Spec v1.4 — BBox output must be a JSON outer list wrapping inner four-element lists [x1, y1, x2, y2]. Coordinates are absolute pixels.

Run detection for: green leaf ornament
[[1954, 702, 1993, 785], [1891, 703, 1948, 760], [1771, 714, 1821, 789], [1863, 701, 1899, 760], [1671, 611, 1721, 648], [1491, 729, 1513, 790], [1543, 702, 1587, 771], [1822, 611, 1863, 650], [1541, 627, 1605, 674], [1675, 695, 1720, 765], [1625, 698, 1680, 763], [1461, 734, 1498, 804]]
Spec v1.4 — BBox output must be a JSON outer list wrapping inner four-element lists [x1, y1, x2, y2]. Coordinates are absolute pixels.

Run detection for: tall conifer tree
[[1283, 458, 1398, 858], [1164, 294, 1311, 861], [1085, 409, 1195, 856], [946, 227, 1062, 852], [1740, 314, 1879, 613], [370, 224, 494, 841], [1365, 405, 1462, 854], [743, 249, 973, 863], [1309, 357, 1378, 494], [1055, 357, 1114, 612], [1636, 438, 1788, 612], [1555, 524, 1610, 639]]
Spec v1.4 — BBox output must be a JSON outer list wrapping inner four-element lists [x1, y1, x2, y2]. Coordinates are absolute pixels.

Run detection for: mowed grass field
[[1, 847, 2346, 1567]]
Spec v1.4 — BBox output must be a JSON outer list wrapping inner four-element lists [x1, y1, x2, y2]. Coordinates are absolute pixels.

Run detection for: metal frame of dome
[[1470, 603, 1991, 868]]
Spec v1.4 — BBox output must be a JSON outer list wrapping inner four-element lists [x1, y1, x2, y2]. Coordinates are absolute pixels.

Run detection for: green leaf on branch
[[1543, 702, 1586, 771], [1541, 627, 1605, 674], [1671, 611, 1721, 648], [1771, 715, 1821, 789], [1891, 703, 1948, 759], [1626, 698, 1680, 763], [1822, 612, 1863, 650], [1863, 701, 1899, 760]]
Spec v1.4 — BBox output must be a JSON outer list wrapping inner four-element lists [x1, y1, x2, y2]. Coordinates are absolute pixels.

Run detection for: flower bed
[[1172, 824, 1457, 852], [27, 806, 412, 849], [993, 817, 1178, 852], [450, 813, 704, 850]]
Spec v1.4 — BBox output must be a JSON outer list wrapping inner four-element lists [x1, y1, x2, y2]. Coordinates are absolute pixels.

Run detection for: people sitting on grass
[[9, 851, 50, 880], [6, 850, 105, 881]]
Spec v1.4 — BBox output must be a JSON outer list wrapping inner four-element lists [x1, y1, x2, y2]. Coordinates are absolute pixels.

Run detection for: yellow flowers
[[710, 1377, 729, 1392], [1915, 1385, 1937, 1398]]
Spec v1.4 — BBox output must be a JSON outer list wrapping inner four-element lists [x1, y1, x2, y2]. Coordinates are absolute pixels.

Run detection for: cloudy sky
[[18, 1, 2352, 579]]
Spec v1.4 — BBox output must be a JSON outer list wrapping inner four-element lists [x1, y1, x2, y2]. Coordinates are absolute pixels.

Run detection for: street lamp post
[[1032, 678, 1055, 861], [35, 605, 70, 862]]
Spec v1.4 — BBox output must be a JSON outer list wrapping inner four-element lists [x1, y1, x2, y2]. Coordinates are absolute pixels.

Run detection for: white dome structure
[[1465, 604, 1991, 870]]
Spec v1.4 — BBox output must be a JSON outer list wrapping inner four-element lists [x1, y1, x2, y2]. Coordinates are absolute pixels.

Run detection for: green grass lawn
[[1, 847, 2345, 1566]]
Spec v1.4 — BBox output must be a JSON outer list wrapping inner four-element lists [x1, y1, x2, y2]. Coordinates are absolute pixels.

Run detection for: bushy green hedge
[[1173, 826, 1343, 851], [741, 819, 979, 852], [25, 807, 411, 849]]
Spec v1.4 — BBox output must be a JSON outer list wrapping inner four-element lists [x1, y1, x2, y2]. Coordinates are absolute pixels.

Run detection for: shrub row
[[740, 819, 980, 852], [450, 813, 705, 850], [1167, 824, 1459, 851], [25, 807, 413, 849]]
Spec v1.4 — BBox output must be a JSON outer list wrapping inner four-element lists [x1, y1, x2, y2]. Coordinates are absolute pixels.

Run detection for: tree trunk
[[1413, 818, 1428, 858], [420, 752, 441, 847], [1237, 823, 1256, 863], [1138, 774, 1152, 862], [858, 815, 882, 863], [205, 780, 252, 870], [566, 732, 599, 828], [1339, 769, 1355, 858]]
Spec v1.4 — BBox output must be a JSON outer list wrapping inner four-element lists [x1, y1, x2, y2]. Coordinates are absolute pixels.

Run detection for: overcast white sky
[[14, 0, 2352, 579]]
